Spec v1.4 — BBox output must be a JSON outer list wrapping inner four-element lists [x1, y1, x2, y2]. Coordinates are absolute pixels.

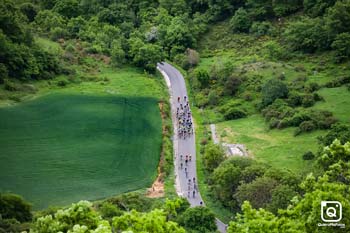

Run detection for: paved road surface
[[157, 62, 227, 233]]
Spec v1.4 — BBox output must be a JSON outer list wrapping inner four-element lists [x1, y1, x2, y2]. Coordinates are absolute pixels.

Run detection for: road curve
[[157, 62, 227, 233]]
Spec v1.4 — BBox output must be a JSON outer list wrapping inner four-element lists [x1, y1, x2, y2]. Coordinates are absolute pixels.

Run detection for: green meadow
[[0, 62, 167, 209]]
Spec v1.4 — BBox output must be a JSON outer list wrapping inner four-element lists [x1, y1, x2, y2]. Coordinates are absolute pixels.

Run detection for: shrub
[[325, 76, 350, 88], [203, 143, 225, 172], [224, 75, 241, 96], [301, 94, 315, 107], [223, 108, 247, 120], [302, 151, 315, 160], [50, 27, 68, 41], [230, 8, 252, 33], [299, 120, 316, 132], [318, 123, 350, 146], [0, 193, 32, 222], [208, 90, 219, 106], [57, 79, 69, 87], [261, 79, 289, 107], [264, 41, 288, 60], [3, 79, 19, 91], [287, 91, 303, 107], [332, 33, 350, 62], [305, 82, 320, 92], [250, 21, 274, 37]]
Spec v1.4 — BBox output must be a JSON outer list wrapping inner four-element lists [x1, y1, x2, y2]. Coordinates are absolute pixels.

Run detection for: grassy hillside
[[216, 115, 322, 173], [189, 20, 350, 173], [0, 94, 162, 209], [0, 37, 170, 209]]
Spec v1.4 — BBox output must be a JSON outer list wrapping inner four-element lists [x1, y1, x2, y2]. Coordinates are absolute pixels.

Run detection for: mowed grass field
[[0, 94, 162, 209], [216, 115, 324, 173]]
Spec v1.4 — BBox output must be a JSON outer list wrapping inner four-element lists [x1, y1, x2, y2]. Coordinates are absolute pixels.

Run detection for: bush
[[3, 79, 19, 91], [224, 75, 241, 96], [250, 21, 274, 37], [261, 79, 289, 107], [325, 76, 350, 88], [208, 90, 219, 106], [332, 33, 350, 62], [302, 151, 315, 160], [50, 27, 68, 41], [57, 79, 69, 87], [0, 193, 32, 222], [318, 123, 350, 146], [230, 8, 252, 33], [287, 91, 303, 107], [299, 120, 316, 132], [305, 82, 320, 92], [301, 94, 315, 107], [264, 41, 288, 60], [203, 143, 225, 172], [283, 17, 330, 52], [223, 108, 247, 120]]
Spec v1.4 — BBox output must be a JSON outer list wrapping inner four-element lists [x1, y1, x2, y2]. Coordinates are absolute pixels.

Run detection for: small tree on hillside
[[261, 79, 288, 107], [230, 8, 252, 33]]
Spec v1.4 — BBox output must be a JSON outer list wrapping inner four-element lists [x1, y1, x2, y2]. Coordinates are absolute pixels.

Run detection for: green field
[[216, 115, 324, 173], [0, 93, 162, 209], [313, 86, 350, 124]]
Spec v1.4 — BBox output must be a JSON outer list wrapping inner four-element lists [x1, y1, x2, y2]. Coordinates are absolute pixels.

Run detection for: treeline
[[2, 1, 349, 82], [229, 0, 350, 62], [0, 192, 218, 233], [0, 0, 61, 83]]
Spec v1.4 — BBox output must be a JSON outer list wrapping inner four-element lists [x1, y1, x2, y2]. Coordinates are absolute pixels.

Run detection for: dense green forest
[[1, 0, 350, 232]]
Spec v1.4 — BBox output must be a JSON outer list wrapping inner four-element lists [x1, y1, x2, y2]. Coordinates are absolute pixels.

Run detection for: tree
[[0, 193, 32, 222], [224, 75, 241, 96], [186, 48, 200, 68], [34, 10, 66, 33], [267, 184, 297, 214], [303, 0, 336, 17], [318, 123, 350, 146], [283, 17, 330, 52], [177, 207, 217, 233], [161, 16, 195, 56], [112, 209, 185, 233], [227, 201, 304, 233], [159, 0, 188, 16], [133, 43, 164, 73], [31, 201, 110, 233], [53, 0, 80, 18], [325, 0, 350, 35], [318, 139, 350, 169], [20, 3, 38, 22], [229, 8, 252, 33], [234, 176, 279, 209], [110, 39, 126, 65], [261, 79, 288, 107], [203, 143, 225, 172], [272, 0, 302, 17], [211, 161, 241, 207], [246, 0, 273, 20], [331, 33, 350, 62], [193, 68, 210, 89]]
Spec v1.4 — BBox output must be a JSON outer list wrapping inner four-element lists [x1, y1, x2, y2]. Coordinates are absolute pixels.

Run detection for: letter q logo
[[321, 201, 342, 222]]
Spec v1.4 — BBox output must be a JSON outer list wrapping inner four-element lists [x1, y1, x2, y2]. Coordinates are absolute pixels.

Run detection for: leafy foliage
[[0, 193, 32, 222], [177, 207, 217, 233], [261, 79, 289, 107]]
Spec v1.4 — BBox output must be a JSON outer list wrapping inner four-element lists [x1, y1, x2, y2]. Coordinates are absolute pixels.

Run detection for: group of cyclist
[[176, 96, 193, 140], [179, 154, 197, 198]]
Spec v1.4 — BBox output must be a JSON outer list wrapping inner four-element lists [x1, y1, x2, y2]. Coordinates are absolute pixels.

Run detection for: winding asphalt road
[[157, 62, 227, 233]]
